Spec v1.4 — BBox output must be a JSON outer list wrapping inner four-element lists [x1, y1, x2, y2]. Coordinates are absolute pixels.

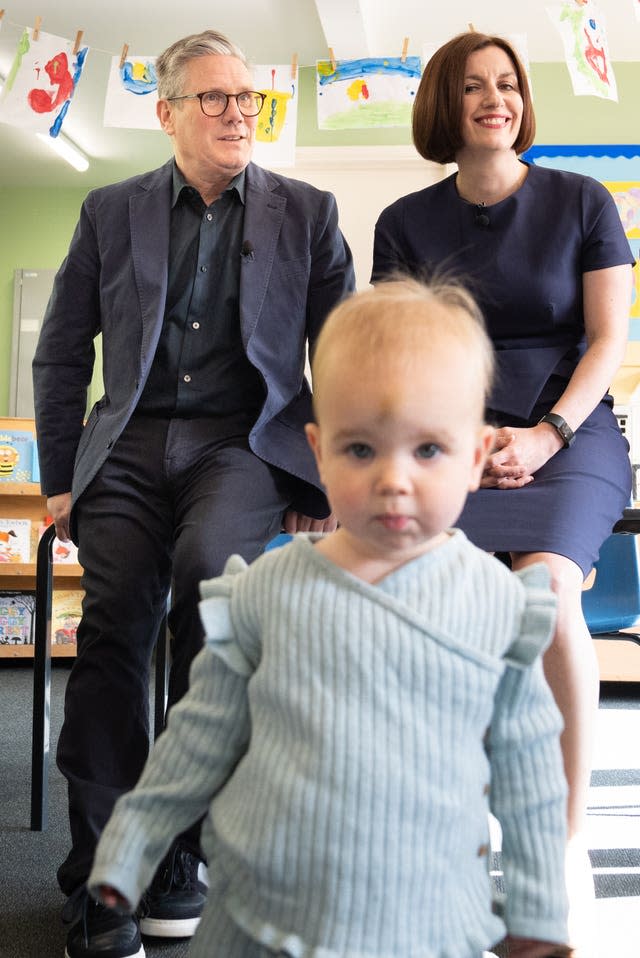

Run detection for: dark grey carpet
[[0, 662, 188, 958], [2, 664, 639, 956]]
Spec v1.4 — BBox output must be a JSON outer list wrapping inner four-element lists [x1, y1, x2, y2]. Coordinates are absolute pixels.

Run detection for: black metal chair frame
[[30, 523, 170, 830]]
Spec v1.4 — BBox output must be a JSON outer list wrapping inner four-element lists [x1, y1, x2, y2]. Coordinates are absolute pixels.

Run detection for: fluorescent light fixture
[[37, 132, 90, 172]]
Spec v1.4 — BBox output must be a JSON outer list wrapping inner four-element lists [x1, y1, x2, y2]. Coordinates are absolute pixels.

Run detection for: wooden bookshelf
[[0, 417, 80, 659]]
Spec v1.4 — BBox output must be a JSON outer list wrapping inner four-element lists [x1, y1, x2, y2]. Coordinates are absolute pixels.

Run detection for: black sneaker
[[64, 895, 144, 958], [139, 842, 206, 938]]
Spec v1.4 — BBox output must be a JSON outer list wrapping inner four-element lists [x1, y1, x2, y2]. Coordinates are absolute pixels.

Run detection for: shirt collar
[[171, 161, 246, 209]]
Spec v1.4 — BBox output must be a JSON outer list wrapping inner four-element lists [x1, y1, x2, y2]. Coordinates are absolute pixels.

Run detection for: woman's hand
[[480, 424, 564, 489]]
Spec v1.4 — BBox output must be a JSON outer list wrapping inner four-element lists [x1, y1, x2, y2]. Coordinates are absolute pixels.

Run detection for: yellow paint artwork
[[256, 89, 292, 143]]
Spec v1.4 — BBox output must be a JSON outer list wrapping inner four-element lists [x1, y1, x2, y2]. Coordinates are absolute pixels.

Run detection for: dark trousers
[[56, 416, 291, 895]]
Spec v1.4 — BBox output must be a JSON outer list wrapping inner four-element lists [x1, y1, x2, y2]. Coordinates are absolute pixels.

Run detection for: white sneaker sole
[[65, 948, 145, 958], [139, 914, 200, 938]]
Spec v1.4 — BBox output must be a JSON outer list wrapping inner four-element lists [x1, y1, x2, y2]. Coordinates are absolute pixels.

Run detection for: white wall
[[274, 146, 450, 289]]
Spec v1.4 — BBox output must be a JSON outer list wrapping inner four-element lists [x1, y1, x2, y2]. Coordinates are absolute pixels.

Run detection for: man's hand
[[96, 885, 132, 913], [47, 492, 72, 542], [282, 509, 338, 534], [501, 935, 572, 957]]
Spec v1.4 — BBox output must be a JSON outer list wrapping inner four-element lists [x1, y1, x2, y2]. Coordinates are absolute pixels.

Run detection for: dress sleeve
[[88, 557, 254, 912], [487, 567, 569, 945], [581, 176, 636, 272]]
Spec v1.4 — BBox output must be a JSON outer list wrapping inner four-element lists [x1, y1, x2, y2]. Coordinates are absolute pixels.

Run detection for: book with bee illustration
[[0, 429, 35, 483]]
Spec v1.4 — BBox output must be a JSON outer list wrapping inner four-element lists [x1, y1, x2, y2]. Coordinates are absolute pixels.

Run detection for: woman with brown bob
[[373, 31, 635, 957]]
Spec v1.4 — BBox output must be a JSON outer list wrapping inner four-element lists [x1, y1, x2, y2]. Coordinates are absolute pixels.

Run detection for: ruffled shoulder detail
[[198, 555, 253, 676], [503, 563, 557, 668]]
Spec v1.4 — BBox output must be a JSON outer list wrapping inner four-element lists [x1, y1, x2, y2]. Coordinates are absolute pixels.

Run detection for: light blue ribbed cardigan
[[88, 530, 568, 957]]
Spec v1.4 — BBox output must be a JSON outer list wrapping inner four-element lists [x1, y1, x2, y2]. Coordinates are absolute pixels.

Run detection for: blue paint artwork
[[120, 59, 158, 96], [317, 56, 422, 86], [48, 45, 88, 138]]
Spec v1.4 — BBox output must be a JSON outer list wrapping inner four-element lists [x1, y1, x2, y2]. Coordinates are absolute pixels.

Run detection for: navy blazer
[[33, 160, 354, 517]]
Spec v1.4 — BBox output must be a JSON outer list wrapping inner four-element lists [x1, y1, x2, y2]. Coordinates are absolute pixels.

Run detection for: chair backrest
[[582, 531, 640, 634], [264, 532, 293, 551]]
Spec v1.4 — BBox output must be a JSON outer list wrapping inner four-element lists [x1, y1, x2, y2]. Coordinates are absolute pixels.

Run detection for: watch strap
[[538, 412, 575, 448]]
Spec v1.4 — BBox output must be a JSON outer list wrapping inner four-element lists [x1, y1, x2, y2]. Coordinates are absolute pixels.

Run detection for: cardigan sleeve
[[487, 567, 569, 945], [88, 562, 254, 912]]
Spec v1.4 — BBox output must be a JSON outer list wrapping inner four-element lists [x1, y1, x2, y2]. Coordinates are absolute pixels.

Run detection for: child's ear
[[469, 424, 495, 492]]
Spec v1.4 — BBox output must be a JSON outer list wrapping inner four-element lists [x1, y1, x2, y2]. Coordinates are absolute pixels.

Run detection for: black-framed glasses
[[166, 90, 266, 117]]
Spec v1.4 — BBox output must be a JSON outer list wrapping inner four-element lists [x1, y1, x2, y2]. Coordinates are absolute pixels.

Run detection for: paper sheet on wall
[[251, 65, 298, 169], [103, 54, 159, 129], [546, 0, 618, 101], [316, 56, 422, 131], [0, 28, 89, 136]]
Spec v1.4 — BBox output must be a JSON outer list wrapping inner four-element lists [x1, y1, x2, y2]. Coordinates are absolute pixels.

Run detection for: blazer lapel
[[130, 163, 172, 374], [239, 164, 286, 348]]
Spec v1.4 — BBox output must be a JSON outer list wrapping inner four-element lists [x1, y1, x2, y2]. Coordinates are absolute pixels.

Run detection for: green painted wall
[[1, 61, 639, 415], [0, 188, 88, 414]]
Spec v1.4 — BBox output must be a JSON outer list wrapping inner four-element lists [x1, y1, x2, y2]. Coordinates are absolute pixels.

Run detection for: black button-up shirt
[[137, 163, 265, 422]]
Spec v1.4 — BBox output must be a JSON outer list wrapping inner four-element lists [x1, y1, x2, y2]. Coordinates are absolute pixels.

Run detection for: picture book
[[0, 429, 34, 483], [0, 592, 35, 645], [39, 522, 80, 565], [52, 590, 83, 646], [0, 518, 32, 563]]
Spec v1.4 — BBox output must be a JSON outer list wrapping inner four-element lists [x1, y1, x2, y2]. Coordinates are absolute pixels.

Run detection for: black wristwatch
[[538, 412, 575, 448]]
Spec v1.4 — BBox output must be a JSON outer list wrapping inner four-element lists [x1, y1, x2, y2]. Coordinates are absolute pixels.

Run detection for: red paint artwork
[[27, 51, 74, 114]]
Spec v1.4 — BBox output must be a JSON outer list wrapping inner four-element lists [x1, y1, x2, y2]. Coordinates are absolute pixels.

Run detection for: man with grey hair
[[33, 28, 354, 958]]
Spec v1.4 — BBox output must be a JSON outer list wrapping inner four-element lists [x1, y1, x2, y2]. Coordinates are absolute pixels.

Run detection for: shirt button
[[200, 265, 207, 272], [206, 213, 213, 221], [483, 783, 490, 796], [183, 374, 192, 383], [192, 322, 200, 330], [477, 843, 489, 857]]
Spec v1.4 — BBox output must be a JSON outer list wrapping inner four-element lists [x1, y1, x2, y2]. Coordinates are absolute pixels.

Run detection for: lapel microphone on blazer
[[475, 204, 490, 228], [241, 240, 255, 260]]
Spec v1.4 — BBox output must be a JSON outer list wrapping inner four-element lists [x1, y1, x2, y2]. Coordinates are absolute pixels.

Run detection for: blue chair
[[582, 508, 640, 648]]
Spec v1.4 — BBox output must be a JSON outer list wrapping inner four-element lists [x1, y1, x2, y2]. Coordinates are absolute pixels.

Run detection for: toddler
[[89, 277, 570, 958]]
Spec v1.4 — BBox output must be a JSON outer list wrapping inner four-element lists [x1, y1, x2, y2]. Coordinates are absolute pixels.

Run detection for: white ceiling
[[0, 0, 638, 190]]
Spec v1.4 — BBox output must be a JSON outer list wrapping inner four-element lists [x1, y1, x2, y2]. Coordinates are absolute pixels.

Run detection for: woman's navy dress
[[373, 163, 636, 576]]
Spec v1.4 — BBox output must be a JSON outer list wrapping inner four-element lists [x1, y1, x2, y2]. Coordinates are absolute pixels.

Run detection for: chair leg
[[31, 524, 56, 831]]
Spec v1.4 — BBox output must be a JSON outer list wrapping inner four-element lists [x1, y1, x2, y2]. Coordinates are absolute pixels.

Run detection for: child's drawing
[[316, 56, 421, 130], [547, 0, 618, 100], [252, 65, 298, 168], [0, 28, 89, 136], [103, 55, 159, 129]]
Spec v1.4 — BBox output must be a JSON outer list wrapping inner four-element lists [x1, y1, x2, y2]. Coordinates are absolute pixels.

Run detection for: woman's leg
[[511, 550, 597, 955]]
